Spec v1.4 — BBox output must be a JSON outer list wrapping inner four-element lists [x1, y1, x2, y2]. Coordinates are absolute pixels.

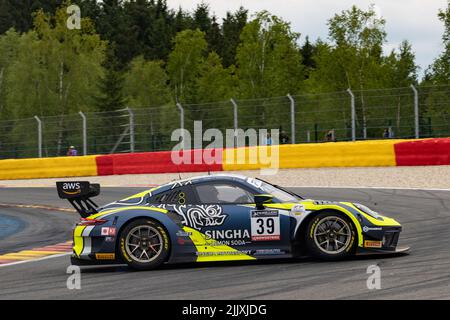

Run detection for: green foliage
[[425, 0, 450, 84], [6, 7, 106, 118], [167, 29, 207, 103], [195, 52, 236, 103], [0, 2, 448, 158], [221, 7, 248, 67], [124, 56, 171, 108], [236, 11, 304, 99]]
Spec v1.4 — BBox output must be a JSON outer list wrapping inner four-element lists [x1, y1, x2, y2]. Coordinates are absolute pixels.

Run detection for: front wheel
[[119, 219, 170, 270], [305, 211, 356, 260]]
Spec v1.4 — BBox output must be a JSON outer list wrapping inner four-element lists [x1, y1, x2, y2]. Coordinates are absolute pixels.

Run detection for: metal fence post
[[176, 103, 185, 146], [79, 111, 87, 155], [411, 84, 419, 139], [287, 94, 296, 144], [126, 107, 135, 153], [230, 99, 238, 146], [347, 89, 356, 141], [230, 98, 238, 131], [34, 116, 42, 158]]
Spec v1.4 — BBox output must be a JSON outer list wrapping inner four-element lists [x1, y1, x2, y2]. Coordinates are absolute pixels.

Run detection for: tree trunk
[[360, 88, 367, 139], [396, 96, 401, 135], [56, 62, 65, 156], [0, 67, 4, 114]]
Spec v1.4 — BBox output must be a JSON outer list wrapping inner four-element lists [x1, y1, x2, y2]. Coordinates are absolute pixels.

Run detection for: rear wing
[[56, 181, 100, 218]]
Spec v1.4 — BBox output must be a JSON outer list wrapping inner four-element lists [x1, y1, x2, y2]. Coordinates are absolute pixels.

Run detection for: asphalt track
[[0, 186, 450, 299]]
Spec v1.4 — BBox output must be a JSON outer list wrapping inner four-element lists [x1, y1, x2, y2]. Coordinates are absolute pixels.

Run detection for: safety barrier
[[0, 155, 98, 180], [95, 149, 223, 176], [394, 138, 450, 166], [222, 140, 401, 171], [0, 138, 448, 180]]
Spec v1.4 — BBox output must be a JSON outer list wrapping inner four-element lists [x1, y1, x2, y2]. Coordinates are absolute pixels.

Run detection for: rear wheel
[[305, 211, 356, 260], [119, 219, 170, 270]]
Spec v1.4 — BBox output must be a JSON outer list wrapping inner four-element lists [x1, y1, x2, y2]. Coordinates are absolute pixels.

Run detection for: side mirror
[[254, 194, 273, 210]]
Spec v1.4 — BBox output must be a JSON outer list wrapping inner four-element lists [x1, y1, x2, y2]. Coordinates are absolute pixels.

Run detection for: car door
[[189, 181, 292, 258]]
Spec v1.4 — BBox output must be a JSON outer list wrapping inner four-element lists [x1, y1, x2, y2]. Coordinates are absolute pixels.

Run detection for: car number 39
[[255, 218, 275, 234], [250, 210, 281, 241]]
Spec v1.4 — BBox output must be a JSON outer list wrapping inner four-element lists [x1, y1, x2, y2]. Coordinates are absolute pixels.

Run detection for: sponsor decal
[[120, 238, 132, 262], [254, 249, 285, 255], [176, 230, 192, 245], [250, 210, 280, 241], [101, 227, 116, 236], [196, 250, 251, 256], [313, 200, 339, 205], [158, 204, 227, 230], [364, 240, 383, 248], [205, 229, 250, 240], [291, 204, 306, 215], [105, 236, 115, 242], [170, 180, 193, 189], [246, 177, 262, 189], [176, 231, 192, 237], [62, 182, 82, 195], [95, 253, 115, 260], [208, 239, 247, 246], [363, 226, 383, 233]]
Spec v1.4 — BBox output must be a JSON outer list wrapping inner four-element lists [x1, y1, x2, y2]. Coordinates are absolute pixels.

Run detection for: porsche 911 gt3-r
[[56, 174, 409, 270]]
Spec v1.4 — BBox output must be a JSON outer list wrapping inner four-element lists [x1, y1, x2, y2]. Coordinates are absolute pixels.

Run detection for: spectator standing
[[388, 127, 395, 138], [66, 146, 78, 156], [280, 130, 290, 144], [266, 132, 272, 146], [325, 129, 335, 142]]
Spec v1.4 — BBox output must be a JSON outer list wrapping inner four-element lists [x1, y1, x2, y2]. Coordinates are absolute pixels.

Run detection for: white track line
[[0, 252, 71, 268]]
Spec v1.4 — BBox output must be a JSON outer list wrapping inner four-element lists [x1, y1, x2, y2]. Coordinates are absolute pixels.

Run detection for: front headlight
[[353, 203, 383, 220]]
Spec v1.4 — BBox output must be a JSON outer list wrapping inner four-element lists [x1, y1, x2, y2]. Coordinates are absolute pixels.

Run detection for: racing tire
[[118, 219, 170, 270], [305, 211, 356, 261]]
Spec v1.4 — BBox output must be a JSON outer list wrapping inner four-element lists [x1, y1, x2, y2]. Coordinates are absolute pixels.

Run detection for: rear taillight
[[78, 218, 107, 226]]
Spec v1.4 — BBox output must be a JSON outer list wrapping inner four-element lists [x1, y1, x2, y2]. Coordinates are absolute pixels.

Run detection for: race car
[[57, 174, 409, 270]]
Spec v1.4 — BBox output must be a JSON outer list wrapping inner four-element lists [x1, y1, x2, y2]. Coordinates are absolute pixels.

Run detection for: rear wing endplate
[[56, 181, 100, 218]]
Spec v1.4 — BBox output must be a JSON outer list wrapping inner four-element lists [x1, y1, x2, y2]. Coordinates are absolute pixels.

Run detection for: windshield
[[251, 178, 302, 203]]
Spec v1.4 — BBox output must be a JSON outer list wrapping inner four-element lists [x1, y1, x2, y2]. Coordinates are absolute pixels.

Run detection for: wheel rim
[[125, 225, 163, 263], [313, 216, 351, 254]]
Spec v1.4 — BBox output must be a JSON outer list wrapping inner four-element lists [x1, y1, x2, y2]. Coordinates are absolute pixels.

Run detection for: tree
[[167, 29, 207, 103], [94, 47, 127, 112], [383, 40, 417, 87], [124, 56, 171, 108], [196, 52, 236, 103], [124, 55, 172, 151], [0, 0, 64, 34], [236, 11, 304, 99], [422, 1, 450, 137], [96, 0, 131, 67], [300, 36, 317, 79], [0, 29, 20, 119], [194, 52, 236, 130], [207, 16, 223, 55], [192, 2, 211, 33], [307, 5, 389, 139], [221, 7, 248, 67], [425, 0, 450, 84], [3, 5, 106, 156], [173, 6, 192, 32]]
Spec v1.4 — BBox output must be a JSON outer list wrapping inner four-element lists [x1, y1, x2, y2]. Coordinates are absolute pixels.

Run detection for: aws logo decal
[[62, 182, 81, 195]]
